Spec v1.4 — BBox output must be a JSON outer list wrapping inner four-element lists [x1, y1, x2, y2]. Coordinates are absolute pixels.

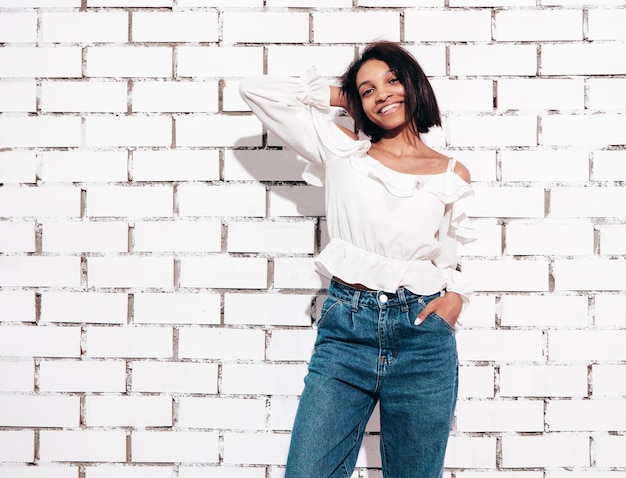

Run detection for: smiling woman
[[239, 41, 476, 478]]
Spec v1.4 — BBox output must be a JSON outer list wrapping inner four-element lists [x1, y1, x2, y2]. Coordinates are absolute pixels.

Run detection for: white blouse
[[239, 70, 476, 303]]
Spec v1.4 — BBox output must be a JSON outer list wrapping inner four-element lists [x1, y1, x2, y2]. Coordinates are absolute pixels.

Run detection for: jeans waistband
[[328, 277, 439, 312]]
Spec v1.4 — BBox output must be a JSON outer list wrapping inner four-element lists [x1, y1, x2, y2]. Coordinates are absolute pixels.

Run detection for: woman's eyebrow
[[357, 70, 393, 90]]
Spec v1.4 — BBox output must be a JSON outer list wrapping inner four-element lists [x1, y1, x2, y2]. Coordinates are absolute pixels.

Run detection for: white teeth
[[379, 103, 399, 114]]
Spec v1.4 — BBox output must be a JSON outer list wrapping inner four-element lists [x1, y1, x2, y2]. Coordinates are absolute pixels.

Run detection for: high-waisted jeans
[[285, 278, 458, 478]]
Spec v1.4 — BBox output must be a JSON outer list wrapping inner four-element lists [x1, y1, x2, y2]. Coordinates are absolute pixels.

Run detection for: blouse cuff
[[444, 268, 473, 306], [297, 69, 331, 114]]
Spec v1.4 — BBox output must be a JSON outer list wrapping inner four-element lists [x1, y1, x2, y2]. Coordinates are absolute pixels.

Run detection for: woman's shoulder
[[335, 122, 359, 140]]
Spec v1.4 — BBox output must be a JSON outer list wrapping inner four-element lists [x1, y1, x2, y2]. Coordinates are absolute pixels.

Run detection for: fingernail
[[414, 318, 423, 325]]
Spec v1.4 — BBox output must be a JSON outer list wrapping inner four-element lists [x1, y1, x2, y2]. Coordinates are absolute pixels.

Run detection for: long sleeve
[[239, 70, 369, 186]]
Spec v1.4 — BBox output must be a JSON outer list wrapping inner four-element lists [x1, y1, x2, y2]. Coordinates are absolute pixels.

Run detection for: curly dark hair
[[340, 41, 441, 143]]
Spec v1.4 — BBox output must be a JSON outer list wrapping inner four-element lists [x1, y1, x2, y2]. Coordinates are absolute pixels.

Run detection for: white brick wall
[[0, 2, 624, 477]]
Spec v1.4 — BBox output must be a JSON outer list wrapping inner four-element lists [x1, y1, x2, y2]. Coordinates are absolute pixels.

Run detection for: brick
[[0, 257, 81, 287], [223, 149, 305, 182], [223, 432, 290, 465], [0, 325, 80, 357], [175, 114, 260, 147], [500, 295, 589, 327], [177, 397, 267, 430], [506, 223, 594, 256], [542, 114, 626, 146], [178, 0, 261, 5], [269, 186, 325, 217], [273, 257, 326, 290], [548, 399, 626, 431], [588, 79, 626, 110], [41, 292, 128, 324], [133, 292, 221, 325], [595, 295, 626, 326], [85, 467, 171, 478], [593, 364, 626, 396], [542, 44, 626, 75], [498, 79, 584, 111], [86, 186, 173, 217], [459, 222, 502, 257], [40, 431, 126, 462], [459, 295, 497, 328], [456, 400, 543, 432], [180, 256, 267, 289], [592, 151, 626, 181], [464, 260, 550, 292], [549, 473, 626, 478], [0, 221, 36, 252], [548, 330, 626, 362], [178, 467, 266, 478], [177, 47, 264, 78], [0, 47, 81, 78], [448, 116, 537, 147], [228, 221, 315, 254], [0, 467, 77, 478], [42, 12, 128, 43], [86, 395, 172, 427], [87, 256, 173, 288], [85, 326, 173, 358], [133, 220, 221, 252], [405, 45, 447, 77], [0, 292, 35, 324], [0, 359, 34, 392], [450, 45, 537, 76], [86, 47, 173, 78], [313, 11, 401, 43], [132, 11, 218, 42], [267, 328, 316, 361], [551, 187, 626, 218], [450, 0, 533, 4], [222, 80, 249, 112], [132, 150, 220, 182], [224, 292, 314, 326], [223, 11, 309, 44], [131, 361, 218, 393], [495, 9, 582, 41], [266, 46, 355, 77], [269, 397, 299, 431], [268, 0, 349, 5], [501, 150, 588, 182], [431, 79, 493, 112], [456, 330, 544, 361], [0, 186, 80, 218], [0, 151, 37, 183], [444, 436, 497, 469], [501, 434, 589, 468], [42, 221, 128, 253], [41, 81, 127, 113], [131, 431, 219, 464], [89, 0, 171, 5], [178, 184, 266, 217], [1, 0, 79, 4], [458, 366, 495, 398], [405, 10, 491, 42], [0, 395, 79, 427], [543, 0, 622, 4], [471, 186, 545, 218], [595, 435, 626, 468], [499, 365, 588, 398], [222, 363, 307, 395], [598, 225, 626, 255], [453, 150, 497, 182], [0, 116, 81, 148], [85, 115, 172, 147], [587, 9, 626, 40], [41, 151, 128, 182], [39, 359, 126, 392], [132, 80, 218, 113], [457, 473, 542, 478], [178, 328, 266, 361], [554, 259, 626, 291], [0, 81, 37, 112], [0, 431, 34, 462], [0, 12, 37, 42]]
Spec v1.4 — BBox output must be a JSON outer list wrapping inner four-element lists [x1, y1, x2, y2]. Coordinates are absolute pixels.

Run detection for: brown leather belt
[[332, 276, 375, 291]]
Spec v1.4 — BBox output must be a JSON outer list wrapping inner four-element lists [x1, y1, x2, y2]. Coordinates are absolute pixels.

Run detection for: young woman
[[240, 41, 475, 478]]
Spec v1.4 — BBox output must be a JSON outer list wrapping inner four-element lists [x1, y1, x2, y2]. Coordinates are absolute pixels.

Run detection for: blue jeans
[[285, 278, 458, 478]]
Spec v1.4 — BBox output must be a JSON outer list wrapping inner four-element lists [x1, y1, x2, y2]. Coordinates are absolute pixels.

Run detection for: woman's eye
[[389, 77, 399, 84], [361, 88, 373, 97]]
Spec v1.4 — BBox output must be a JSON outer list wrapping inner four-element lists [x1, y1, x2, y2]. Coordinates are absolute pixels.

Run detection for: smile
[[378, 102, 402, 115]]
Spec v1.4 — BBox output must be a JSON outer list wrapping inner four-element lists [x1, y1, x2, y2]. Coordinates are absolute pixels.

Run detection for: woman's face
[[355, 59, 407, 133]]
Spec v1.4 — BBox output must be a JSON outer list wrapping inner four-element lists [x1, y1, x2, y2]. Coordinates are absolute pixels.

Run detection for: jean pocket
[[430, 312, 456, 333], [315, 297, 342, 328]]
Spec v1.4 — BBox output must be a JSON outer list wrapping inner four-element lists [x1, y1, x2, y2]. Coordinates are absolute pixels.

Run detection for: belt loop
[[351, 290, 361, 312], [397, 287, 409, 312]]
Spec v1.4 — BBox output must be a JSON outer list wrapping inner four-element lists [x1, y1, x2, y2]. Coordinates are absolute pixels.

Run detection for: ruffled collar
[[349, 153, 472, 203]]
